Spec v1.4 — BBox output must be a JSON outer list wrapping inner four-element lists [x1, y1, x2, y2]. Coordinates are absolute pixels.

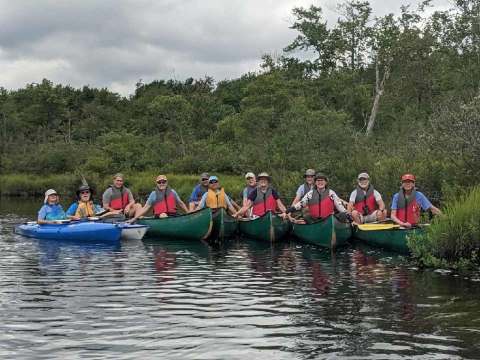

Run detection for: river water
[[1, 198, 479, 359]]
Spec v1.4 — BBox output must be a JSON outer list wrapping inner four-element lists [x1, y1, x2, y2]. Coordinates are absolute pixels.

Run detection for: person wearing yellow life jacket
[[66, 185, 104, 220], [195, 176, 237, 214], [129, 175, 189, 222], [391, 173, 442, 228], [234, 172, 287, 218], [286, 173, 349, 223], [347, 172, 386, 224], [102, 173, 142, 218]]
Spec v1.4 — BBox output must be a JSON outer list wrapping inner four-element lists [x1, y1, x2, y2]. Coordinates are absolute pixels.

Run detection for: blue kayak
[[15, 221, 122, 242]]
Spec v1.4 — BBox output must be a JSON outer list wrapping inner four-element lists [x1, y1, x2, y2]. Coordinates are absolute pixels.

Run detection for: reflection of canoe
[[354, 224, 423, 254], [15, 221, 122, 242], [238, 211, 290, 242], [291, 215, 352, 249], [138, 208, 212, 240], [118, 224, 149, 240], [209, 208, 238, 242]]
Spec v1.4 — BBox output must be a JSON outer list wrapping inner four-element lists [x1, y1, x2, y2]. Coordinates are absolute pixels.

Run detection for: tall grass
[[408, 186, 480, 269]]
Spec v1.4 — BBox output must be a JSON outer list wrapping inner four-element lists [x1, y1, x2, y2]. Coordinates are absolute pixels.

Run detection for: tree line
[[0, 0, 479, 203]]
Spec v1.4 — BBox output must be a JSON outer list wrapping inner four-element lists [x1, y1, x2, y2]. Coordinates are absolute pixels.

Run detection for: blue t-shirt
[[38, 203, 66, 221], [391, 191, 433, 210], [188, 184, 208, 203], [146, 189, 181, 206], [66, 202, 104, 216]]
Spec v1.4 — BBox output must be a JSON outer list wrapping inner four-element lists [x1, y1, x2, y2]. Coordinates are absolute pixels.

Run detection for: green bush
[[409, 186, 480, 269]]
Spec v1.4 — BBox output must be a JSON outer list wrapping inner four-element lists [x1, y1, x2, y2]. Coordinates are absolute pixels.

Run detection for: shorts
[[360, 212, 378, 224]]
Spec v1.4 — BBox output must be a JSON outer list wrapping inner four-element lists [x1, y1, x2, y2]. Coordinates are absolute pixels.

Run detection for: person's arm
[[417, 192, 442, 216], [235, 199, 253, 217], [66, 203, 81, 220], [291, 185, 304, 206], [195, 193, 208, 211], [430, 206, 442, 215], [188, 187, 199, 211], [330, 191, 346, 212], [347, 191, 356, 213], [128, 204, 151, 223], [173, 191, 189, 213], [225, 195, 237, 215]]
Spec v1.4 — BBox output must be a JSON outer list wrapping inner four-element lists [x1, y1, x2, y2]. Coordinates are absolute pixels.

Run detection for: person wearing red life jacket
[[391, 173, 442, 228], [286, 173, 348, 223], [129, 175, 189, 222], [102, 173, 142, 218], [234, 172, 287, 218], [347, 172, 386, 224]]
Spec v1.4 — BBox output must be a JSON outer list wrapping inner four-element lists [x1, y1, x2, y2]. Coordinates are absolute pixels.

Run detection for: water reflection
[[0, 198, 479, 359]]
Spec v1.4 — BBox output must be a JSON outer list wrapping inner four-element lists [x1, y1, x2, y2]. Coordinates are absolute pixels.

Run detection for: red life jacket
[[252, 187, 277, 217], [307, 188, 334, 219], [109, 186, 130, 210], [353, 185, 378, 215], [153, 188, 177, 216], [396, 188, 420, 225]]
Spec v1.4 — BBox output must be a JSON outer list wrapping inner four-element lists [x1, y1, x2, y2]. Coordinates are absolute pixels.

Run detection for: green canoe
[[353, 224, 424, 254], [238, 211, 291, 242], [209, 208, 238, 242], [291, 215, 352, 249], [138, 208, 212, 240]]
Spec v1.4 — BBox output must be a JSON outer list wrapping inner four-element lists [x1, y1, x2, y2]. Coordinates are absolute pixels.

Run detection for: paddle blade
[[357, 223, 400, 231]]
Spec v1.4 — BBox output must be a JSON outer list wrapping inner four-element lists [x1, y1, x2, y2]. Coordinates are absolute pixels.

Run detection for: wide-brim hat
[[257, 172, 271, 181], [314, 173, 328, 181], [44, 189, 58, 203], [76, 185, 94, 197]]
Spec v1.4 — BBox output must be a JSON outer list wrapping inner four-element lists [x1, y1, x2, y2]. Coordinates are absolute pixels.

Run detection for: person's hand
[[71, 216, 81, 221], [402, 222, 412, 228], [279, 212, 288, 220], [126, 218, 136, 224]]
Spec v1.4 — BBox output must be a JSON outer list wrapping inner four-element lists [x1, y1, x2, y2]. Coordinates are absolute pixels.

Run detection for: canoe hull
[[15, 221, 122, 242], [118, 224, 149, 240], [138, 208, 212, 241], [209, 208, 238, 242], [238, 211, 290, 242], [292, 215, 352, 249], [354, 226, 424, 254]]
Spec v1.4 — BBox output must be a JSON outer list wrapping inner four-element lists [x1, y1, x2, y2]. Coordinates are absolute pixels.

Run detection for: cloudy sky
[[0, 0, 449, 96]]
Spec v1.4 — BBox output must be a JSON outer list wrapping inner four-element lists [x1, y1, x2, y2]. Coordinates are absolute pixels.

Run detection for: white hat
[[44, 189, 58, 203], [357, 172, 370, 180], [245, 172, 255, 179]]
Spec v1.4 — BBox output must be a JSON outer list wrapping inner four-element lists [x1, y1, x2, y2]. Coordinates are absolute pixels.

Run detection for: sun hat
[[44, 189, 58, 203], [314, 173, 328, 181], [304, 169, 316, 177], [257, 172, 271, 181], [245, 172, 255, 179], [357, 172, 370, 180], [401, 173, 416, 182]]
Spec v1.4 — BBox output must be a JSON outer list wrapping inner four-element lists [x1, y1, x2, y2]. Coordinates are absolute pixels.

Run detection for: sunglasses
[[115, 179, 124, 182], [156, 180, 167, 184], [201, 178, 209, 181], [246, 177, 254, 180], [358, 178, 368, 181], [209, 180, 218, 184], [80, 190, 90, 195]]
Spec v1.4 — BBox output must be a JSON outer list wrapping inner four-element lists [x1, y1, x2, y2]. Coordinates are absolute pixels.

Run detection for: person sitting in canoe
[[285, 173, 348, 224], [347, 172, 386, 224], [195, 175, 237, 214], [234, 172, 287, 219], [391, 173, 442, 228], [66, 184, 104, 220], [102, 173, 142, 219], [129, 174, 189, 222], [37, 189, 67, 224], [241, 172, 257, 207], [290, 168, 316, 206], [188, 172, 210, 211]]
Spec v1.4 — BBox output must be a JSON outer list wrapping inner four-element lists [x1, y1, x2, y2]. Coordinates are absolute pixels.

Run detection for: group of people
[[38, 170, 442, 228]]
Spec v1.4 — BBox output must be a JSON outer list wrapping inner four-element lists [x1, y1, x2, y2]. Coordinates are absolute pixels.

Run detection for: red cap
[[401, 173, 416, 182]]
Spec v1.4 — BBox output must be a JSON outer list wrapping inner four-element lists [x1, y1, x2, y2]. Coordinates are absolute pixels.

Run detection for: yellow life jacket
[[205, 188, 227, 209], [75, 201, 96, 218]]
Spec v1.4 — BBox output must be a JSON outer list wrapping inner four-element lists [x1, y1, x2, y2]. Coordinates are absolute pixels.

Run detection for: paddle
[[357, 223, 400, 231]]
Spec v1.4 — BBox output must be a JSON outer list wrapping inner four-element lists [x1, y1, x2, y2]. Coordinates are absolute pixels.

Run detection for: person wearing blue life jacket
[[37, 189, 67, 224], [66, 185, 104, 220]]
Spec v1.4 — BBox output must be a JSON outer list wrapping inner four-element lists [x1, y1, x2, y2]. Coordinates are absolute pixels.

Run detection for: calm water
[[1, 198, 479, 359]]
